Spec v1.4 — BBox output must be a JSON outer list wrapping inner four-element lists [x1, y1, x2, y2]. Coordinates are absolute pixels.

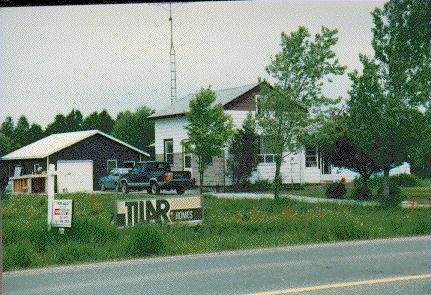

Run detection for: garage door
[[57, 160, 93, 193]]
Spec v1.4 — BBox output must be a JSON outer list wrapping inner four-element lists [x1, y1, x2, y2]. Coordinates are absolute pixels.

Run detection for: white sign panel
[[52, 200, 73, 228]]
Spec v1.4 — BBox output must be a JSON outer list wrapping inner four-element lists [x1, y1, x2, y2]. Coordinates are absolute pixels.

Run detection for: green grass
[[289, 184, 430, 203], [288, 186, 328, 198], [401, 187, 431, 202], [2, 192, 430, 271]]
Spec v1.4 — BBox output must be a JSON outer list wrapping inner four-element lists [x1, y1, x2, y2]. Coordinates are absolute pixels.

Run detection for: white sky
[[0, 0, 385, 127]]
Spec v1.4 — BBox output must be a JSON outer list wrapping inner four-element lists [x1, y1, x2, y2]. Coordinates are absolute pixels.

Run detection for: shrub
[[360, 173, 419, 190], [65, 216, 118, 245], [4, 241, 35, 270], [253, 179, 273, 191], [27, 221, 50, 252], [53, 243, 96, 264], [375, 183, 403, 207], [390, 173, 419, 187], [350, 185, 372, 201], [231, 180, 253, 192], [325, 182, 347, 199], [126, 225, 166, 257]]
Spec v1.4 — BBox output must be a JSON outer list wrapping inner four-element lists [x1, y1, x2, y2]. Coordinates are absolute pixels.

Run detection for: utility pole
[[169, 3, 177, 104]]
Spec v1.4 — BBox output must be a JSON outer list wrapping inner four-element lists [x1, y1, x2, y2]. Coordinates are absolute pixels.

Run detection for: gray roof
[[149, 83, 259, 119], [1, 130, 150, 160]]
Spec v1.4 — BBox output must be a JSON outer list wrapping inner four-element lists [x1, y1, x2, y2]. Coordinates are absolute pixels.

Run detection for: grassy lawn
[[288, 186, 328, 198], [401, 187, 431, 202], [288, 183, 430, 203], [2, 191, 430, 272]]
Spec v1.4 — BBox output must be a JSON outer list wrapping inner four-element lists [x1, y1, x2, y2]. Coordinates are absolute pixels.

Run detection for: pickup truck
[[119, 161, 195, 195]]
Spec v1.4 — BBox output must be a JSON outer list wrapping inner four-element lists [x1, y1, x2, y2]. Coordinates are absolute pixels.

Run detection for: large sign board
[[52, 199, 73, 228], [114, 196, 203, 227]]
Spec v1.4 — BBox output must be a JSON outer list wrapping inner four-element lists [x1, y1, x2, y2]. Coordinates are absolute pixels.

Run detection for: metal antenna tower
[[169, 3, 177, 104]]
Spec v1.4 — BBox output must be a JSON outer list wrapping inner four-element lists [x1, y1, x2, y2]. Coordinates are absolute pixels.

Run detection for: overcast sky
[[0, 0, 385, 127]]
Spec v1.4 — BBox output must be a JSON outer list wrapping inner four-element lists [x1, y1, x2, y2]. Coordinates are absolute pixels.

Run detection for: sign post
[[47, 164, 56, 231]]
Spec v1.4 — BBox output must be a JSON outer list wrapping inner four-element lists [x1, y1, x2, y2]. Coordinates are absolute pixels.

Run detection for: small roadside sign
[[52, 199, 73, 228]]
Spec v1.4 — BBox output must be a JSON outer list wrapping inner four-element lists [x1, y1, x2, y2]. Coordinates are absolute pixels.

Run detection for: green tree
[[45, 114, 67, 135], [112, 107, 155, 152], [347, 0, 430, 201], [257, 26, 345, 199], [1, 116, 14, 138], [45, 109, 83, 135], [27, 123, 44, 145], [97, 110, 115, 133], [0, 134, 19, 157], [407, 109, 431, 178], [183, 87, 233, 194], [227, 112, 259, 186], [65, 109, 83, 131], [310, 111, 382, 186], [82, 109, 115, 133], [13, 116, 30, 147]]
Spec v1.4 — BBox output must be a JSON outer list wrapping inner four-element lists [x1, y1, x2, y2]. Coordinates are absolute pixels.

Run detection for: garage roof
[[149, 83, 260, 119], [1, 130, 150, 160]]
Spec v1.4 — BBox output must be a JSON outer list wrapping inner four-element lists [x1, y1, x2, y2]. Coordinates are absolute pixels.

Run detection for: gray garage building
[[0, 130, 149, 192]]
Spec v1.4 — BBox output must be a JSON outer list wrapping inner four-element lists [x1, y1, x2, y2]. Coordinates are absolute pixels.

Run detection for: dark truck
[[119, 161, 195, 195]]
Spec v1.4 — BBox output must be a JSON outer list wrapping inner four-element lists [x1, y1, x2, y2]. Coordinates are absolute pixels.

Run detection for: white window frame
[[182, 145, 192, 170], [258, 135, 276, 164], [320, 152, 332, 175], [107, 159, 118, 174], [33, 163, 40, 172], [305, 147, 318, 168], [164, 139, 174, 164]]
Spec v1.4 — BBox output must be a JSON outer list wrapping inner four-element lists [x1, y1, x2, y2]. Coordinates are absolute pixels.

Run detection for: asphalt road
[[3, 236, 430, 295]]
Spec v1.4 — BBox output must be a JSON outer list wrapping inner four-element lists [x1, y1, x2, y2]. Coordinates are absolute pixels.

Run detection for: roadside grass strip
[[2, 192, 431, 271]]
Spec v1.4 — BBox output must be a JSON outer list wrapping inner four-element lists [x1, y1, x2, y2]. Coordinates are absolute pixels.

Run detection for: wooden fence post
[[91, 191, 95, 209], [409, 192, 417, 214]]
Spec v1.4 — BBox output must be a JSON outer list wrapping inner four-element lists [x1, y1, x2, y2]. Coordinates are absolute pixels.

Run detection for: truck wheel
[[176, 189, 185, 195], [150, 183, 160, 195], [121, 182, 129, 194]]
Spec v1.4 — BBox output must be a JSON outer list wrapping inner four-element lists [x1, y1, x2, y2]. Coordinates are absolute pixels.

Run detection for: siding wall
[[154, 116, 189, 155], [155, 116, 226, 186], [154, 110, 412, 186], [50, 134, 144, 190]]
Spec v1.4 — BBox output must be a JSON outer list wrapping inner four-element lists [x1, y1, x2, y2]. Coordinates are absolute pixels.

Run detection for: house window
[[33, 163, 40, 173], [320, 153, 332, 175], [164, 139, 174, 164], [107, 159, 117, 174], [305, 147, 318, 167], [183, 145, 192, 170], [258, 136, 276, 164]]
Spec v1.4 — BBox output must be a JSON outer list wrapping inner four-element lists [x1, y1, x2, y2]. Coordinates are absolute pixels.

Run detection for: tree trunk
[[198, 156, 204, 195], [274, 153, 283, 200], [383, 166, 390, 200], [199, 170, 204, 195], [360, 171, 370, 187]]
